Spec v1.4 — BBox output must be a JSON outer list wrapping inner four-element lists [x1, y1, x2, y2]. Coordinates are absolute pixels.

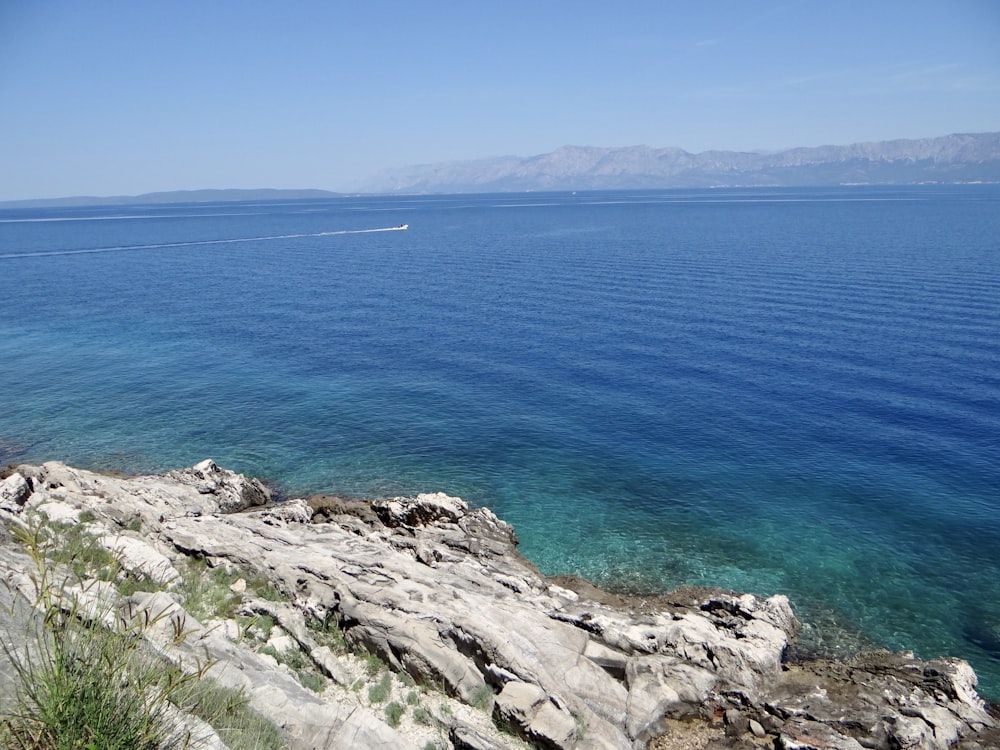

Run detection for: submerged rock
[[0, 459, 995, 750]]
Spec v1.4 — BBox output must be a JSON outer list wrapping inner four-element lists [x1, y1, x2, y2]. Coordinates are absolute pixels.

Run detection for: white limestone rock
[[97, 533, 182, 586], [372, 492, 468, 527], [166, 459, 271, 513], [33, 500, 83, 524], [0, 472, 32, 511], [494, 680, 579, 749], [1, 460, 996, 750]]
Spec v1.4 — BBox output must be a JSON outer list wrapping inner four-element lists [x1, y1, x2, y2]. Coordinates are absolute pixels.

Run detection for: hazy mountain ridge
[[4, 133, 998, 207], [359, 132, 1000, 193], [0, 188, 342, 209]]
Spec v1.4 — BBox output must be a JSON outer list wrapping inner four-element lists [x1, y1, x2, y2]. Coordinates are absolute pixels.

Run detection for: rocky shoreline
[[1, 460, 997, 749]]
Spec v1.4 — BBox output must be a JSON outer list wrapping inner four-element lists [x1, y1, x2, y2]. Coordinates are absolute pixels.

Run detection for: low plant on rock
[[0, 514, 287, 750], [0, 518, 188, 749], [360, 648, 387, 677], [259, 644, 326, 693], [413, 706, 434, 726], [368, 671, 393, 704], [245, 573, 283, 602], [305, 611, 347, 652], [297, 670, 327, 694], [177, 557, 243, 623], [573, 713, 588, 741], [168, 670, 286, 750], [473, 683, 495, 712], [385, 700, 405, 727]]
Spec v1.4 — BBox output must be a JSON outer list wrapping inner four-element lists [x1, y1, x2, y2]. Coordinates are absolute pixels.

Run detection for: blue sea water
[[1, 186, 999, 698]]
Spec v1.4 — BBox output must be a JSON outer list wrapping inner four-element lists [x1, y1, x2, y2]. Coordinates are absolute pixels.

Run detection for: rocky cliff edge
[[0, 461, 996, 750]]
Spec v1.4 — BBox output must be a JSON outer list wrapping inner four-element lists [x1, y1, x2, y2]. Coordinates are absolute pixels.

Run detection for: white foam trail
[[0, 226, 408, 259]]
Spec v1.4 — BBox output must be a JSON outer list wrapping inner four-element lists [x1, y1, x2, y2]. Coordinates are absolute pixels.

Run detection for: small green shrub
[[255, 614, 276, 637], [361, 649, 386, 677], [1, 521, 182, 750], [397, 670, 415, 687], [406, 690, 420, 706], [237, 613, 275, 642], [170, 676, 286, 750], [178, 558, 243, 622], [573, 713, 588, 741], [116, 571, 167, 597], [472, 684, 495, 712], [258, 644, 324, 694], [413, 707, 434, 726], [275, 646, 308, 672], [306, 613, 347, 652], [298, 671, 327, 693], [39, 520, 119, 582], [368, 672, 392, 704], [0, 515, 288, 750], [385, 701, 404, 728], [246, 574, 283, 601]]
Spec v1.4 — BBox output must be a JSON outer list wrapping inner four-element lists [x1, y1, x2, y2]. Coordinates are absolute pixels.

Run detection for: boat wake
[[0, 226, 408, 259]]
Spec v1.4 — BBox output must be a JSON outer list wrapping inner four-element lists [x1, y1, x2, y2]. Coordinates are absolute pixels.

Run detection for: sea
[[1, 186, 998, 699]]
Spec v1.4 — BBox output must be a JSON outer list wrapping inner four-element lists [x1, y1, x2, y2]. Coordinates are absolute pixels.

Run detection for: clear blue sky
[[1, 0, 998, 200]]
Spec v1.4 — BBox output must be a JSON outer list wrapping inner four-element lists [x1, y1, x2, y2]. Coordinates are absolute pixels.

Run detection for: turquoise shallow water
[[1, 186, 999, 697]]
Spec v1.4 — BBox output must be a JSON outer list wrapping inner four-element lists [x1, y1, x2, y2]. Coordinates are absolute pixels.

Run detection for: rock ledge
[[0, 460, 995, 750]]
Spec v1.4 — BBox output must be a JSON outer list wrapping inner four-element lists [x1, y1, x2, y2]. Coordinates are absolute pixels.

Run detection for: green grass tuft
[[472, 684, 495, 712], [306, 613, 348, 652], [171, 676, 286, 750], [361, 649, 386, 677], [0, 515, 287, 750], [297, 670, 327, 694], [368, 672, 392, 704], [177, 558, 243, 622], [385, 701, 404, 728], [413, 707, 434, 726]]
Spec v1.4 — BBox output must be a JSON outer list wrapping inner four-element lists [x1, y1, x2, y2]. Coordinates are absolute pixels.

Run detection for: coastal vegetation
[[0, 495, 524, 749], [0, 513, 285, 750], [0, 459, 995, 749]]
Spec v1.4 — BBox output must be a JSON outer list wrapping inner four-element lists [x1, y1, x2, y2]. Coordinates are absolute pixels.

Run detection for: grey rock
[[166, 459, 271, 512], [0, 472, 32, 511], [372, 491, 468, 527], [778, 718, 866, 749], [494, 680, 579, 749], [97, 532, 182, 585], [126, 591, 419, 750], [724, 709, 749, 737], [2, 461, 996, 750], [450, 723, 511, 750]]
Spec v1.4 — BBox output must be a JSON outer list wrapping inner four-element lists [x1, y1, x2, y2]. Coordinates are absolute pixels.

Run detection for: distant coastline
[[4, 131, 998, 207], [0, 187, 345, 210]]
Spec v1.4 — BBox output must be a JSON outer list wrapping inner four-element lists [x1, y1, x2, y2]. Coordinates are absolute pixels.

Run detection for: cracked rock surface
[[1, 460, 996, 749]]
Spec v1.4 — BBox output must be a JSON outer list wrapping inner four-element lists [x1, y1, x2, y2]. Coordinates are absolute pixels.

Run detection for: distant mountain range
[[0, 188, 342, 209], [3, 133, 999, 207], [358, 132, 1000, 193]]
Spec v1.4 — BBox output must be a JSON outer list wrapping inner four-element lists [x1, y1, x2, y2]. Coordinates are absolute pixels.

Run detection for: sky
[[1, 0, 998, 201]]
